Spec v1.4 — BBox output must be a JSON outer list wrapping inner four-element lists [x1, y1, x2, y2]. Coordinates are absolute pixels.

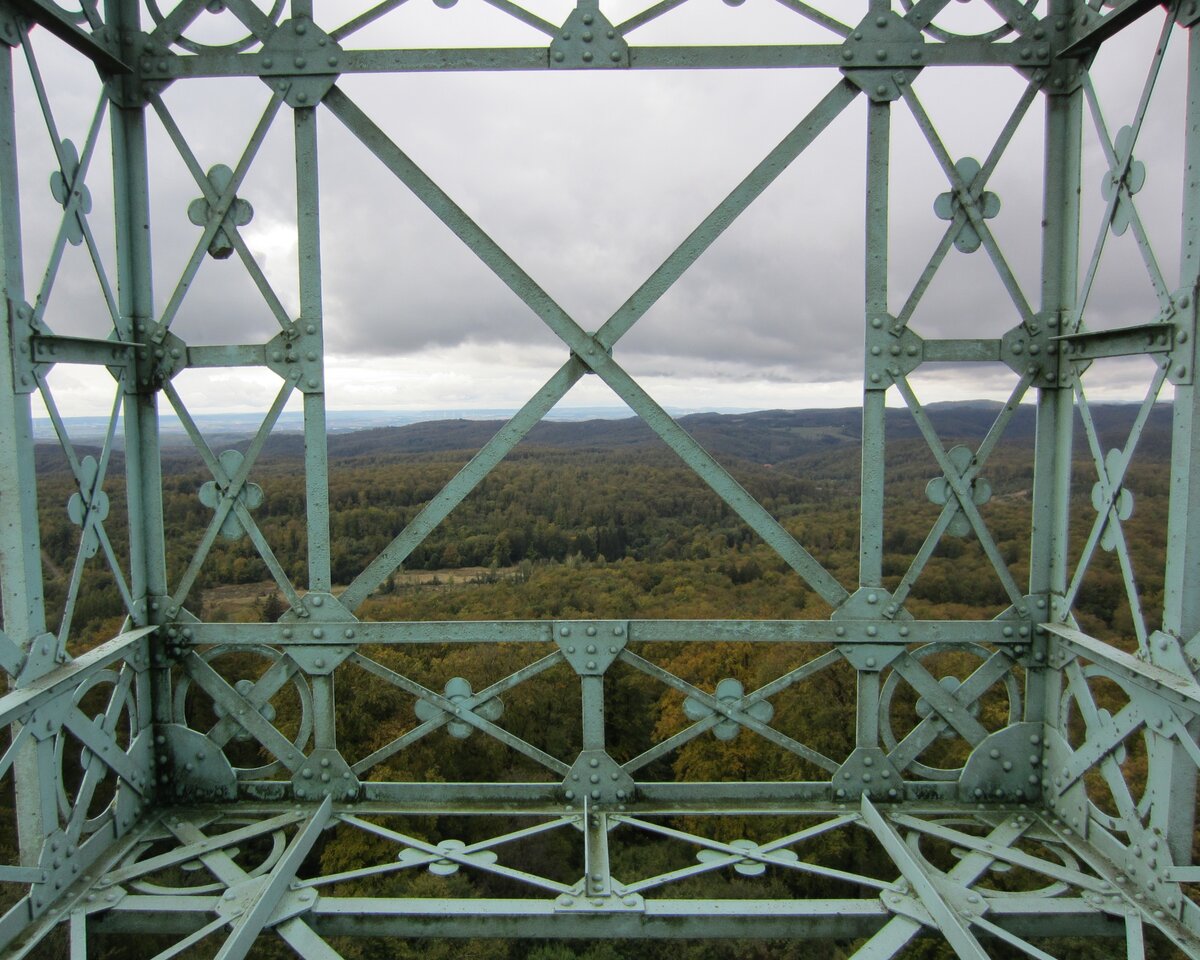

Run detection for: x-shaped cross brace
[[327, 80, 858, 612]]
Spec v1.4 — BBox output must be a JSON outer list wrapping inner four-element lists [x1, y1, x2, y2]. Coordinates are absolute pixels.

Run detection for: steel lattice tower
[[0, 0, 1198, 956]]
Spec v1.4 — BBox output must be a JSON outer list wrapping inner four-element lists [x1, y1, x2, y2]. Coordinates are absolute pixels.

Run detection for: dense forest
[[24, 403, 1184, 959], [35, 402, 1172, 646]]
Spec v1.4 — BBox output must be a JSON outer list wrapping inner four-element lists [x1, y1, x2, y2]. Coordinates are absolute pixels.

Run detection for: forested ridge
[[37, 402, 1171, 644], [28, 403, 1180, 959]]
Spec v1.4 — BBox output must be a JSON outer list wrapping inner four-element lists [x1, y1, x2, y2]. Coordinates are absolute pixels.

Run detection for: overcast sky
[[11, 1, 1189, 417]]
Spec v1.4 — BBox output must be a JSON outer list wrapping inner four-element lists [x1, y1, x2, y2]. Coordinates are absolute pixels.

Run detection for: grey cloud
[[11, 4, 1190, 409]]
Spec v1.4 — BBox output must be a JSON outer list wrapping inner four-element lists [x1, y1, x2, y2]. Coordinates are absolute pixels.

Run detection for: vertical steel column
[[0, 29, 54, 865], [1157, 18, 1200, 866], [293, 11, 331, 598], [859, 97, 889, 593], [1030, 7, 1082, 730], [108, 0, 169, 719], [292, 0, 336, 753], [581, 676, 605, 754]]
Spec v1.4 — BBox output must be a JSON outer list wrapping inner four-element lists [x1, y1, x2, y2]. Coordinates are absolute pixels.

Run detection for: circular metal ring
[[880, 641, 1021, 780], [896, 0, 1038, 42], [53, 668, 137, 832], [144, 0, 286, 54], [126, 827, 287, 895], [1057, 665, 1148, 834], [172, 644, 312, 780], [902, 816, 1075, 898]]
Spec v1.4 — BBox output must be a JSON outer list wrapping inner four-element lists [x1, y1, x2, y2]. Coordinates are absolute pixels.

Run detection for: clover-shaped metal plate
[[414, 677, 503, 739], [187, 164, 254, 260], [198, 450, 264, 540], [683, 678, 773, 741], [66, 455, 110, 559], [49, 139, 91, 246], [696, 839, 798, 876], [1101, 126, 1145, 237], [933, 157, 1000, 253], [397, 838, 498, 876], [1091, 449, 1133, 552], [924, 445, 991, 537]]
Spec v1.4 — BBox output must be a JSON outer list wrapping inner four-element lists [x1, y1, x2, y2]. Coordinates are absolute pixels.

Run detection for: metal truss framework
[[0, 0, 1198, 957]]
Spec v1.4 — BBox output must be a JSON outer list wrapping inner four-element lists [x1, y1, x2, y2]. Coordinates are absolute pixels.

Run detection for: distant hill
[[267, 401, 1173, 466], [36, 401, 1174, 474]]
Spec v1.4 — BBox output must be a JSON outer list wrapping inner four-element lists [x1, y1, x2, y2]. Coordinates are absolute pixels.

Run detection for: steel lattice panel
[[0, 0, 1197, 957]]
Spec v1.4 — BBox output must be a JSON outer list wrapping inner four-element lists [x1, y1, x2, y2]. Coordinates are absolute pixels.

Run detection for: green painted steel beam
[[6, 0, 130, 73], [0, 0, 1198, 954], [92, 894, 1126, 941], [141, 40, 1050, 82], [181, 617, 1030, 645]]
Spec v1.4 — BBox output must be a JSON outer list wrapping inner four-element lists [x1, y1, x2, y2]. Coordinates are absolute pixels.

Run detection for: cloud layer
[[11, 2, 1189, 415]]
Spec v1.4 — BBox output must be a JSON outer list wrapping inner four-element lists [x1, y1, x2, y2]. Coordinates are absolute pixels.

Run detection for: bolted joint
[[549, 5, 628, 69], [840, 11, 924, 102], [959, 723, 1043, 805], [555, 621, 627, 674], [1168, 286, 1196, 386], [1030, 55, 1088, 97], [105, 31, 176, 108], [128, 329, 187, 395], [151, 724, 237, 802], [258, 17, 344, 108], [833, 748, 904, 802], [563, 750, 636, 806], [292, 748, 360, 801], [8, 299, 39, 394], [266, 325, 324, 392], [866, 318, 922, 388], [1001, 315, 1063, 387]]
